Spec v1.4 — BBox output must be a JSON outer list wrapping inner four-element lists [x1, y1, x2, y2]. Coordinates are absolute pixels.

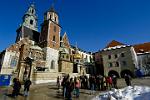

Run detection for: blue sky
[[0, 0, 150, 52]]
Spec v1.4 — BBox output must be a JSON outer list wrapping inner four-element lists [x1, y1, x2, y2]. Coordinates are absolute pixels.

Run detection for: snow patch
[[92, 86, 150, 100]]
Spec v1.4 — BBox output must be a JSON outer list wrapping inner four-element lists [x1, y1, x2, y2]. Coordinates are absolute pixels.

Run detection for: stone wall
[[44, 47, 59, 72], [59, 60, 73, 73]]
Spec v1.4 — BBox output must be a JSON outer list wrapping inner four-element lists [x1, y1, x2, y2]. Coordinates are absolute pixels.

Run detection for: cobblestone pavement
[[0, 77, 150, 100]]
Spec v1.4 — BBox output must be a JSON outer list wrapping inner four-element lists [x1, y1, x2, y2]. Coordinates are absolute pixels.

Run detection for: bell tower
[[16, 4, 39, 43], [22, 4, 38, 31], [39, 6, 61, 72], [40, 7, 61, 49]]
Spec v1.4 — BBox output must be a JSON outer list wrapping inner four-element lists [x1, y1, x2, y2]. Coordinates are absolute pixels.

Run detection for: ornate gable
[[62, 32, 70, 48]]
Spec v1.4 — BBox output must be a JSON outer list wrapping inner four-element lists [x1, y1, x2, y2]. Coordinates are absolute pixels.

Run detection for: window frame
[[108, 55, 111, 59], [121, 53, 125, 57], [116, 62, 119, 67], [122, 61, 127, 66], [53, 35, 56, 41], [55, 17, 57, 22], [30, 19, 34, 25], [51, 60, 55, 69], [109, 62, 113, 67], [115, 54, 118, 58]]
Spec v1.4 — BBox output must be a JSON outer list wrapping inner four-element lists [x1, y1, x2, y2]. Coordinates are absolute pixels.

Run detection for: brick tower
[[40, 7, 61, 49], [39, 7, 61, 72]]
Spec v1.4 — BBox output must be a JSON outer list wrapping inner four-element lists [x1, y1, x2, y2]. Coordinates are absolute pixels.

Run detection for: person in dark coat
[[66, 78, 74, 100], [11, 78, 21, 97], [112, 75, 117, 88], [96, 75, 100, 91], [100, 75, 104, 90], [62, 75, 68, 98], [90, 76, 96, 94], [124, 74, 131, 86], [24, 78, 32, 96]]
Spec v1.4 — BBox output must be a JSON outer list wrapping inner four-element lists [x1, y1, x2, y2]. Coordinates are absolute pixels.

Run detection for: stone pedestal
[[18, 60, 35, 82]]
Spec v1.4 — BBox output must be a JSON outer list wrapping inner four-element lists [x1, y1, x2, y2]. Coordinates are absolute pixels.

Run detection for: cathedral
[[0, 4, 94, 84]]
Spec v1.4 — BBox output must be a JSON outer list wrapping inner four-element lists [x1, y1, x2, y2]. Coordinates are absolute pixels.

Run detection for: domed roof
[[73, 43, 82, 59], [30, 45, 42, 51], [59, 40, 69, 54], [59, 47, 69, 54], [74, 53, 82, 59]]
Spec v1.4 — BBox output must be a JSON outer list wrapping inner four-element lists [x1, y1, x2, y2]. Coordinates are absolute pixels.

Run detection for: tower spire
[[22, 3, 38, 31], [48, 0, 58, 14], [75, 42, 79, 54], [75, 42, 78, 50], [51, 0, 57, 8]]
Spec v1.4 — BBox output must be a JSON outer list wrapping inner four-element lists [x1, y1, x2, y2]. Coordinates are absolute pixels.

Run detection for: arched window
[[30, 20, 33, 25], [31, 9, 34, 14], [10, 56, 18, 67], [51, 60, 55, 69], [55, 17, 57, 22], [53, 36, 55, 41], [116, 62, 119, 67], [49, 14, 52, 20]]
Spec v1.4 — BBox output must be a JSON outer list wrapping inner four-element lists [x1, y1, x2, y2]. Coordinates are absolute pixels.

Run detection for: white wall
[[44, 47, 59, 72], [137, 52, 150, 75], [78, 51, 92, 63], [1, 50, 19, 74]]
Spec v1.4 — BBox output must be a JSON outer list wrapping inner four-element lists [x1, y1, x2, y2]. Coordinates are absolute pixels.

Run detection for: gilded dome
[[74, 53, 82, 59]]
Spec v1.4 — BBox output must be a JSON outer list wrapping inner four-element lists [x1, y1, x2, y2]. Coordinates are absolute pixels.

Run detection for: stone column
[[77, 64, 80, 74], [30, 62, 36, 81], [82, 67, 86, 75], [18, 61, 25, 82]]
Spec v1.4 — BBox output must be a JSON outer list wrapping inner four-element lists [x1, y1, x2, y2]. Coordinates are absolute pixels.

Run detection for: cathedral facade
[[0, 4, 94, 84]]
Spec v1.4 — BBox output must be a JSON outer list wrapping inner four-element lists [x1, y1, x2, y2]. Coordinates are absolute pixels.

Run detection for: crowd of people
[[56, 74, 122, 100], [57, 74, 80, 100], [7, 73, 131, 99]]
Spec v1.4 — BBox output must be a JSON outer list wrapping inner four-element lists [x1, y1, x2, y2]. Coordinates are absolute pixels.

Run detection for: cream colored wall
[[1, 51, 19, 74], [102, 46, 136, 76], [78, 51, 92, 62]]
